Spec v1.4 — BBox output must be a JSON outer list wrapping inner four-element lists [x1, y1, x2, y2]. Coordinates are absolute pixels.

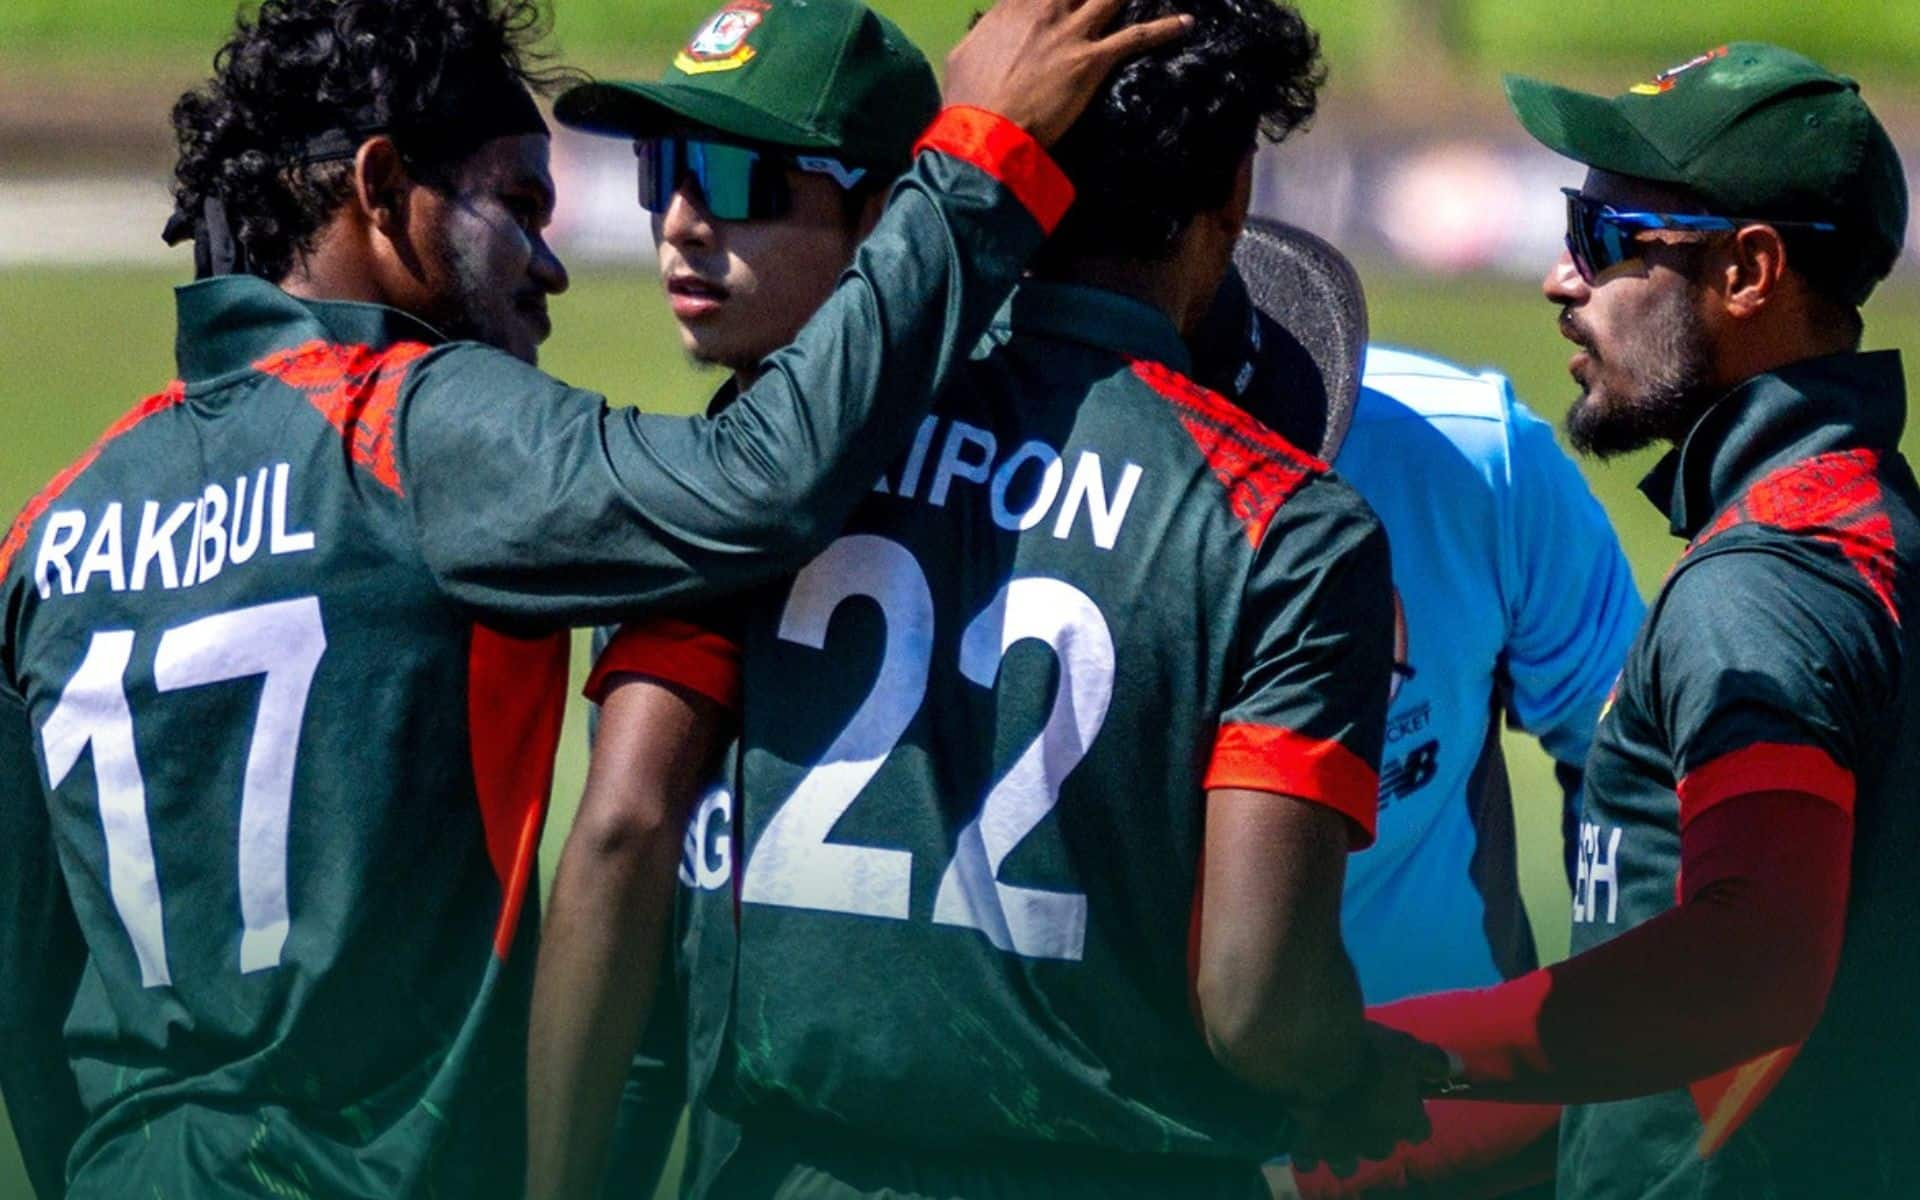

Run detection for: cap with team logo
[[1505, 42, 1908, 298], [554, 0, 939, 172]]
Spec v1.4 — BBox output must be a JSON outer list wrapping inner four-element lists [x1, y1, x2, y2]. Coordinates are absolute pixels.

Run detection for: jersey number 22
[[741, 535, 1113, 962]]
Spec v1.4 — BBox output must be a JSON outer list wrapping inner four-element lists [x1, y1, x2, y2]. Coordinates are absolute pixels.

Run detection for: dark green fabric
[[668, 281, 1392, 1177], [1565, 351, 1920, 1198], [1504, 42, 1908, 292], [556, 0, 939, 172], [0, 681, 87, 1200], [0, 144, 1046, 1198], [703, 1123, 1270, 1200]]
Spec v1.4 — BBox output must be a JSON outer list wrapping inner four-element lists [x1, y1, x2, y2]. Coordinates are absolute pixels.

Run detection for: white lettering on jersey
[[229, 467, 269, 565], [32, 462, 316, 600], [679, 784, 733, 891], [269, 463, 316, 554], [34, 511, 86, 599], [74, 502, 127, 594], [1053, 452, 1143, 551], [989, 442, 1064, 532], [927, 420, 997, 507], [1572, 821, 1623, 925], [132, 501, 193, 591], [878, 417, 1145, 552]]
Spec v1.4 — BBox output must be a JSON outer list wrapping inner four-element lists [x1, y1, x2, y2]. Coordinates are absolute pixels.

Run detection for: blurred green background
[[2, 1, 1918, 1196], [6, 0, 1920, 80]]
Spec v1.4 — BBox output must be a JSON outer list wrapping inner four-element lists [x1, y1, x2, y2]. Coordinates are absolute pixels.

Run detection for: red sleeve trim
[[585, 618, 743, 713], [913, 106, 1074, 235], [1204, 723, 1378, 848], [1675, 742, 1854, 829]]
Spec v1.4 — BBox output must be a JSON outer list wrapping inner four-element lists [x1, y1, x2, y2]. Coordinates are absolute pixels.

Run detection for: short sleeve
[[1204, 477, 1395, 847], [586, 614, 745, 713], [1497, 392, 1646, 766], [1653, 547, 1897, 827]]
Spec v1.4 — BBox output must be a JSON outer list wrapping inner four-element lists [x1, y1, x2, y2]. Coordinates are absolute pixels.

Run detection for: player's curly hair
[[1040, 0, 1324, 264], [169, 0, 568, 283]]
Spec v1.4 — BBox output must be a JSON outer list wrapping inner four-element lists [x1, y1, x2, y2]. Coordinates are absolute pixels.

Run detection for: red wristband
[[913, 106, 1075, 235]]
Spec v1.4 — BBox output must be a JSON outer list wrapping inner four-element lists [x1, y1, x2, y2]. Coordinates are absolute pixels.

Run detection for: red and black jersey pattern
[[1689, 448, 1899, 624]]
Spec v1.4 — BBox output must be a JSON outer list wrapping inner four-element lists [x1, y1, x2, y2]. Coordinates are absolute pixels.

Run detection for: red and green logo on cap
[[677, 1, 767, 76]]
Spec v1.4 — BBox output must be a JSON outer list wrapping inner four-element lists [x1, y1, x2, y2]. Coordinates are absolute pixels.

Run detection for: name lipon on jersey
[[32, 461, 316, 600], [872, 415, 1145, 551]]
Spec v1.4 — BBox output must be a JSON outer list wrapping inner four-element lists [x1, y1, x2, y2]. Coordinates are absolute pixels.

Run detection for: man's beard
[[1563, 284, 1717, 460]]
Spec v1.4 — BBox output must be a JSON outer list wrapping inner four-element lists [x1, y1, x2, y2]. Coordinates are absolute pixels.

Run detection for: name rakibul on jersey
[[31, 461, 316, 599], [872, 414, 1145, 551]]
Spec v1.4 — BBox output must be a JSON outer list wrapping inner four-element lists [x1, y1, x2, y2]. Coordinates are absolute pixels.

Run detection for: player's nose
[[659, 180, 717, 250], [1543, 249, 1586, 306], [531, 235, 569, 296]]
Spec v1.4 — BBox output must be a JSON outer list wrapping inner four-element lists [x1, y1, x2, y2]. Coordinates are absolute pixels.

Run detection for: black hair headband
[[163, 79, 549, 279]]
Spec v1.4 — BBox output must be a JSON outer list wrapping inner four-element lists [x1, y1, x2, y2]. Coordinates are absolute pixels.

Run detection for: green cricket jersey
[[0, 128, 1061, 1199], [1565, 351, 1920, 1198], [603, 281, 1394, 1184]]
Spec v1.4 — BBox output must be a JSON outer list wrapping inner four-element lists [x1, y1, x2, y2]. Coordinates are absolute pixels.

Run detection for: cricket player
[[0, 0, 1186, 1193], [556, 2, 1449, 1196], [1190, 262, 1645, 1195], [1372, 43, 1920, 1198], [526, 1, 947, 1191]]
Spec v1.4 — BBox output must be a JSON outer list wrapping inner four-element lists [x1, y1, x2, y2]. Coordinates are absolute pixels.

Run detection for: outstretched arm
[[403, 0, 1194, 628], [1376, 786, 1849, 1107]]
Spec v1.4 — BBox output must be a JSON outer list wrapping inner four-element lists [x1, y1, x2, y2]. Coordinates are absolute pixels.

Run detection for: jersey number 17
[[40, 597, 327, 988]]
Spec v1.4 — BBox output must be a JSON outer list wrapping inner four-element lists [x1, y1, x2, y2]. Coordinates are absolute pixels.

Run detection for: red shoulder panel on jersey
[[1205, 722, 1378, 847], [468, 625, 569, 959], [1675, 741, 1855, 829], [585, 618, 743, 712], [913, 106, 1074, 235], [0, 381, 187, 581], [1130, 360, 1327, 546], [1690, 449, 1900, 625], [254, 340, 434, 497]]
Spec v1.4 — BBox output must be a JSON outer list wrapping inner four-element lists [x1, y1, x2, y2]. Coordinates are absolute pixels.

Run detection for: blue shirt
[[1332, 346, 1643, 1002]]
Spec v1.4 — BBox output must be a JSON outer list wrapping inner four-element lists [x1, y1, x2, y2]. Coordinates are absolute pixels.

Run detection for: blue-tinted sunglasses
[[638, 136, 868, 222], [1561, 188, 1837, 284]]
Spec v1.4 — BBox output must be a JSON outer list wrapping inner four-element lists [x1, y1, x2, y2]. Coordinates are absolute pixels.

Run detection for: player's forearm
[[1377, 790, 1850, 1103], [526, 681, 721, 1200], [1197, 789, 1371, 1102], [1290, 1101, 1559, 1198], [525, 804, 680, 1199]]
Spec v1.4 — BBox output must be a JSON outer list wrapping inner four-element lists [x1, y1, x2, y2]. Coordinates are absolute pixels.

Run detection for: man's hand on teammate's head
[[1288, 1022, 1449, 1178], [944, 0, 1193, 146]]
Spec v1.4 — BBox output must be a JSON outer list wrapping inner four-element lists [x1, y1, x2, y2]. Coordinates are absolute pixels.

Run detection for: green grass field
[[1, 263, 1916, 1198], [5, 0, 1920, 84]]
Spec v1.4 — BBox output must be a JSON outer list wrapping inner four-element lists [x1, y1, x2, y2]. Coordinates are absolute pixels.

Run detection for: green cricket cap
[[1505, 42, 1908, 298], [554, 0, 939, 172]]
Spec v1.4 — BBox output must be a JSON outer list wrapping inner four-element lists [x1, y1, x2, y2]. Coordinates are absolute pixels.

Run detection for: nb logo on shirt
[[680, 784, 733, 892], [1572, 821, 1622, 925]]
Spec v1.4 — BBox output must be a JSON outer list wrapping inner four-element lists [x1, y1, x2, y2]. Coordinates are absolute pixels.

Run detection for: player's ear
[[352, 136, 415, 239], [1722, 224, 1788, 321]]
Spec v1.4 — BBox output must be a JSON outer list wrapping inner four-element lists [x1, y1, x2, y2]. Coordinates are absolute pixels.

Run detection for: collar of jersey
[[173, 275, 449, 385], [993, 281, 1193, 376], [1640, 349, 1907, 539]]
